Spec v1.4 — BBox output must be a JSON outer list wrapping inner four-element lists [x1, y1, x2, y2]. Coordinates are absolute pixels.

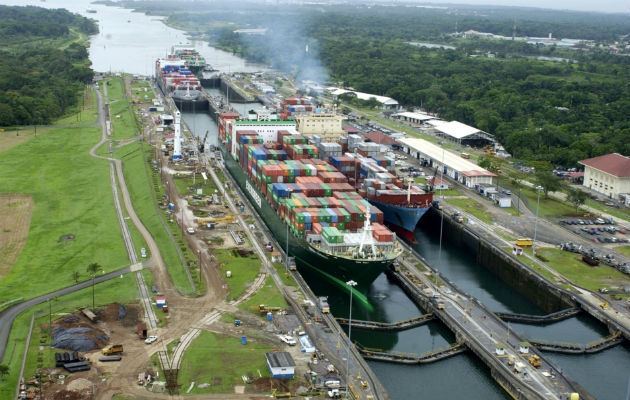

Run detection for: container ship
[[155, 58, 208, 110], [169, 45, 206, 74], [217, 112, 402, 290], [322, 135, 433, 241]]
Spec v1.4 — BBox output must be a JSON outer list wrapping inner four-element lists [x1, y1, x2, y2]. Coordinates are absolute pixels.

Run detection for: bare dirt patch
[[0, 194, 34, 280]]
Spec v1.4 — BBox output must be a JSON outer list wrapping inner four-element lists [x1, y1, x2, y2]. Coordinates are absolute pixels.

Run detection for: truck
[[102, 344, 124, 355]]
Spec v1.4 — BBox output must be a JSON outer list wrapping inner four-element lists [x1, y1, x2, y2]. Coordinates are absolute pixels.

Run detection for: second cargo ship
[[218, 112, 402, 290]]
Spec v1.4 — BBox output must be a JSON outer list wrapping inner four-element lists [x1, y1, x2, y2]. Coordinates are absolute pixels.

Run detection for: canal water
[[4, 0, 628, 398]]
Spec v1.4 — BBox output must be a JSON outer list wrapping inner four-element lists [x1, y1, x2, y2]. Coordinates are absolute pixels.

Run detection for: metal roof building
[[579, 153, 630, 201], [426, 121, 494, 147], [327, 88, 399, 110], [392, 111, 436, 125], [397, 137, 496, 188], [265, 352, 296, 379]]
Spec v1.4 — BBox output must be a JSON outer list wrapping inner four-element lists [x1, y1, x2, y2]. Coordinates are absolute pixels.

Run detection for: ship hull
[[220, 144, 392, 290], [367, 199, 429, 233]]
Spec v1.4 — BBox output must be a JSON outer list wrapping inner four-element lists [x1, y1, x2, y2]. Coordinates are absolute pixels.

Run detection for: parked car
[[145, 335, 158, 344]]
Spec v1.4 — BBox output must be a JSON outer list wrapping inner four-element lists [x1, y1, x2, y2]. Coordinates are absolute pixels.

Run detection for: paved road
[[0, 265, 133, 361]]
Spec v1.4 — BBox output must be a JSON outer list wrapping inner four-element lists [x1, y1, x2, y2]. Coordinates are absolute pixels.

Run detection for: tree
[[0, 364, 8, 381], [566, 187, 588, 213], [86, 263, 102, 310], [534, 170, 563, 199], [72, 271, 80, 284]]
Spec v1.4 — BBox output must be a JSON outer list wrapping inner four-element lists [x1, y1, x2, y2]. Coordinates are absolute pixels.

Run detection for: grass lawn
[[106, 78, 139, 141], [437, 188, 463, 197], [0, 124, 129, 305], [216, 249, 261, 301], [536, 248, 630, 291], [270, 260, 297, 287], [615, 246, 630, 258], [0, 274, 139, 399], [177, 331, 275, 395], [504, 206, 521, 217], [172, 173, 218, 198], [238, 277, 288, 315], [584, 198, 630, 222], [114, 141, 202, 295], [520, 186, 575, 218], [54, 86, 98, 126], [446, 198, 493, 224]]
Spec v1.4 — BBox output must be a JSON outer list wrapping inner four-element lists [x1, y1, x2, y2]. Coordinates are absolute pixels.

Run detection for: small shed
[[497, 196, 512, 208], [495, 343, 505, 356], [155, 296, 167, 308], [265, 352, 296, 379], [519, 342, 530, 354], [512, 246, 523, 256], [428, 177, 449, 191]]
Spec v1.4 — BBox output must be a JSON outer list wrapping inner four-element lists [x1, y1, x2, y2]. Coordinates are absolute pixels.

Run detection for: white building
[[265, 352, 296, 379], [391, 111, 436, 125], [579, 153, 630, 200], [295, 112, 346, 141], [397, 137, 496, 188], [327, 87, 399, 110], [426, 120, 494, 147]]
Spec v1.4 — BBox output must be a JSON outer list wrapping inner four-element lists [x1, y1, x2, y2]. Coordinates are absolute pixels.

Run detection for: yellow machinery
[[196, 216, 236, 225], [515, 238, 533, 247], [600, 302, 608, 310], [528, 355, 542, 368], [252, 304, 282, 313]]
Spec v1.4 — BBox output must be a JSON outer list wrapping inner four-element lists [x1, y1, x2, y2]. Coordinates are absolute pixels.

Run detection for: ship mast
[[358, 208, 376, 256], [407, 177, 412, 204]]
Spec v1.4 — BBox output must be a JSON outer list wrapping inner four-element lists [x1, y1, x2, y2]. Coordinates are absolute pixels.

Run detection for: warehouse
[[327, 88, 399, 110], [397, 137, 496, 188], [391, 111, 436, 125], [265, 352, 296, 379], [426, 120, 494, 148]]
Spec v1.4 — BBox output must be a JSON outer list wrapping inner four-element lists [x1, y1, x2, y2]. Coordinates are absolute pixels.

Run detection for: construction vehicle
[[198, 130, 209, 153], [252, 304, 282, 313], [528, 355, 542, 368], [318, 297, 330, 313], [102, 344, 124, 355], [196, 216, 236, 226], [600, 302, 608, 310], [482, 145, 495, 156]]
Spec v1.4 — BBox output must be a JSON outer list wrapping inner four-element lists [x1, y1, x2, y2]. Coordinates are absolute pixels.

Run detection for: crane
[[198, 130, 210, 153]]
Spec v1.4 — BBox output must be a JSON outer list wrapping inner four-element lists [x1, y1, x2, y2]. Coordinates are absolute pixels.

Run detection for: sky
[[402, 0, 629, 14]]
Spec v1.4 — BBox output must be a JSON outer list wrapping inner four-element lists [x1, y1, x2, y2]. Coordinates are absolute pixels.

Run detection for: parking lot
[[560, 218, 629, 244]]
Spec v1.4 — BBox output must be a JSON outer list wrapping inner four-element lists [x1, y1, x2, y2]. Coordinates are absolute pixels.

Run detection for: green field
[[446, 198, 494, 224], [239, 276, 288, 316], [615, 246, 630, 258], [0, 124, 128, 305], [114, 141, 202, 295], [106, 78, 139, 140], [176, 331, 275, 395], [0, 274, 140, 399], [536, 248, 630, 291], [216, 249, 261, 301]]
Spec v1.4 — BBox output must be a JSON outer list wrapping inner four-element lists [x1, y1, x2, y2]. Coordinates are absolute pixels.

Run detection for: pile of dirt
[[50, 388, 92, 400], [98, 302, 141, 327], [51, 327, 108, 352]]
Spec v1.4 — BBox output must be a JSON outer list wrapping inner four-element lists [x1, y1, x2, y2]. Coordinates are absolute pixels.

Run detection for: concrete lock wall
[[422, 209, 574, 313]]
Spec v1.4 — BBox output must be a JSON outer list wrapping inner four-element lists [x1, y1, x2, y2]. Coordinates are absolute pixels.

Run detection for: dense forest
[[120, 1, 630, 166], [0, 6, 97, 126]]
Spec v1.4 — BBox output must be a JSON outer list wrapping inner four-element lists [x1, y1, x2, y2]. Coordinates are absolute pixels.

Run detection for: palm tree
[[86, 263, 102, 310]]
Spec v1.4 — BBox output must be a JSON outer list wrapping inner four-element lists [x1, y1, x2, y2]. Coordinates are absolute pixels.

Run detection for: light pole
[[532, 186, 543, 256], [345, 279, 357, 399]]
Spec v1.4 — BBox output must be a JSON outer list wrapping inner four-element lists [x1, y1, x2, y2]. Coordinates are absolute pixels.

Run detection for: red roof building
[[364, 131, 396, 146], [579, 153, 630, 199]]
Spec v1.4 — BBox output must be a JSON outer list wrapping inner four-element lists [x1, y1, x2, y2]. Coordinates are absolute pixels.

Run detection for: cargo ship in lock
[[155, 47, 208, 110], [217, 112, 402, 291]]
